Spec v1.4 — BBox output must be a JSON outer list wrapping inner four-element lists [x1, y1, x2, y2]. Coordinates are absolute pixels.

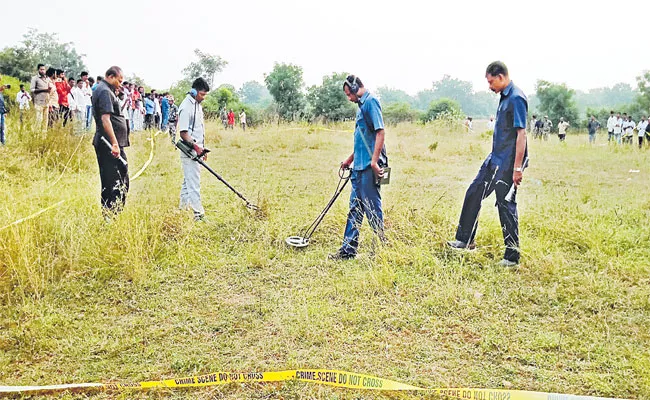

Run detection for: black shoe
[[446, 240, 476, 250], [328, 251, 355, 261]]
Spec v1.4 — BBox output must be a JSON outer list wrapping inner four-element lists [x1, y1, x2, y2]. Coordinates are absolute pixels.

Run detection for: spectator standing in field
[[636, 116, 647, 149], [587, 115, 600, 144], [56, 70, 73, 127], [486, 115, 495, 130], [622, 115, 635, 144], [227, 109, 235, 129], [154, 93, 162, 128], [0, 76, 6, 145], [447, 61, 528, 268], [220, 107, 228, 128], [92, 66, 129, 219], [542, 115, 552, 140], [606, 111, 616, 142], [161, 93, 170, 130], [16, 84, 31, 124], [70, 79, 86, 131], [168, 96, 178, 143], [557, 118, 569, 142], [530, 115, 538, 139], [144, 93, 155, 130], [80, 72, 93, 130], [46, 67, 59, 128], [239, 109, 247, 131], [613, 112, 623, 144], [534, 117, 543, 138], [31, 64, 51, 131]]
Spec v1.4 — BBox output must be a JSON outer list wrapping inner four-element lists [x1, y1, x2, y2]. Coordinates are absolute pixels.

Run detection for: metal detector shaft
[[176, 141, 258, 210], [303, 178, 349, 240], [100, 136, 128, 167]]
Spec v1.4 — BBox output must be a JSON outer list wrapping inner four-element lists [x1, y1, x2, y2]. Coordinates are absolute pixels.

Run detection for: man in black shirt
[[92, 66, 129, 218]]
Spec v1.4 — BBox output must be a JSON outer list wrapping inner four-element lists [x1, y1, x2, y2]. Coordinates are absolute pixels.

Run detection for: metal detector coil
[[285, 166, 351, 248]]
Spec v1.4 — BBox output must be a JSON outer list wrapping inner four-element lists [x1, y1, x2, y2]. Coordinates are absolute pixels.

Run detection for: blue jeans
[[340, 168, 384, 256], [0, 113, 5, 145], [85, 105, 93, 130]]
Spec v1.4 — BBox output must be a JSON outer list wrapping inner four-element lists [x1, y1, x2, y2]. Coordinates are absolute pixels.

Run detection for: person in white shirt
[[154, 93, 161, 128], [613, 113, 623, 144], [16, 84, 32, 124], [622, 116, 635, 144], [636, 116, 647, 149], [239, 109, 247, 131], [606, 111, 616, 143], [486, 116, 495, 131], [557, 118, 569, 142], [70, 79, 87, 132]]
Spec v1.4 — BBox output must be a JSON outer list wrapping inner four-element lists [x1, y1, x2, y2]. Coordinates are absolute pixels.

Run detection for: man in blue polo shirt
[[330, 75, 387, 260], [447, 61, 528, 267]]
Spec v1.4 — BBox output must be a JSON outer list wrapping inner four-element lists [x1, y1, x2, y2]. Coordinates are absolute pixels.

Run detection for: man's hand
[[111, 143, 120, 158], [513, 170, 523, 187], [371, 161, 384, 180], [192, 143, 204, 155], [341, 155, 353, 169]]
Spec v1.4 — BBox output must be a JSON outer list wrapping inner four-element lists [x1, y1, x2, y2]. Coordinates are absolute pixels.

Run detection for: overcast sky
[[2, 0, 650, 96]]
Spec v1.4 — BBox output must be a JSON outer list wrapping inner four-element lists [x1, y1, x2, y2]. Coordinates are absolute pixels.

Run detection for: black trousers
[[455, 160, 520, 262], [94, 143, 129, 214], [144, 114, 154, 130]]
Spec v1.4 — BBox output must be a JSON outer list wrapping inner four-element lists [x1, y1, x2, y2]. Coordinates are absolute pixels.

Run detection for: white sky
[[2, 0, 649, 96]]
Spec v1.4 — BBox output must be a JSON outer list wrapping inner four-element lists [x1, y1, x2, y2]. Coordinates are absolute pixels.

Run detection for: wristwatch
[[514, 167, 523, 172]]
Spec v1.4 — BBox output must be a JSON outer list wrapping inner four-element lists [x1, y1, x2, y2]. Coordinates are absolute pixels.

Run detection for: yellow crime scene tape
[[0, 131, 160, 232], [0, 368, 628, 399]]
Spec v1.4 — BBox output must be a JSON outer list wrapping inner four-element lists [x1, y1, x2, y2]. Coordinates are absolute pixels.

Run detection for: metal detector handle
[[100, 136, 127, 167], [505, 157, 529, 203], [339, 165, 351, 180]]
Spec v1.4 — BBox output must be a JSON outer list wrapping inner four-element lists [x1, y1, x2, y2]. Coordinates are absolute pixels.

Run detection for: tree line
[[2, 29, 649, 128]]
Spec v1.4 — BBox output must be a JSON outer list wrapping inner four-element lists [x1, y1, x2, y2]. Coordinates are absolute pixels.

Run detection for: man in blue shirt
[[160, 93, 170, 130], [144, 94, 155, 130], [330, 75, 387, 260], [447, 62, 528, 267]]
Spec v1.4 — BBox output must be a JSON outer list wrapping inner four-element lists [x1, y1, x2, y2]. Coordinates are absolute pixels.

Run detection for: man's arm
[[513, 128, 526, 186], [370, 129, 386, 177], [101, 114, 120, 158]]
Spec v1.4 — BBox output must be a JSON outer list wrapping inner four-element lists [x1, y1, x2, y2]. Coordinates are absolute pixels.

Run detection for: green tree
[[126, 74, 148, 88], [376, 87, 415, 106], [635, 71, 650, 112], [423, 98, 462, 122], [535, 80, 580, 127], [306, 72, 355, 122], [238, 81, 271, 107], [264, 63, 305, 121], [383, 102, 421, 125], [181, 49, 227, 87], [0, 29, 87, 82]]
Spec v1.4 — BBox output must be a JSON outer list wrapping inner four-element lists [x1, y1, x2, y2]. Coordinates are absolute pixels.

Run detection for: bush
[[383, 102, 422, 125]]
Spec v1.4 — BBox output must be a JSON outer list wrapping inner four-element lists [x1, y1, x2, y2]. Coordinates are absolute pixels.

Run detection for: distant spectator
[[239, 109, 247, 131], [557, 118, 569, 142], [542, 115, 552, 140], [587, 115, 600, 144], [46, 67, 59, 127], [81, 72, 93, 130], [16, 84, 32, 124], [0, 75, 6, 145], [144, 93, 155, 130], [55, 70, 73, 127], [30, 64, 51, 131], [606, 111, 616, 142], [227, 108, 235, 129], [613, 112, 623, 144], [486, 115, 495, 130], [530, 115, 539, 139], [622, 115, 635, 145], [636, 116, 647, 149]]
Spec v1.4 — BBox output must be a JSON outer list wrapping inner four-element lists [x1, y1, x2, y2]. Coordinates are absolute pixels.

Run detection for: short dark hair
[[80, 71, 88, 77], [532, 115, 537, 119], [56, 69, 64, 75], [19, 84, 24, 88], [105, 66, 122, 78], [486, 61, 508, 77], [192, 77, 210, 92], [68, 77, 75, 81], [610, 111, 614, 114], [88, 77, 95, 84], [77, 79, 83, 84], [46, 67, 56, 77], [343, 74, 364, 91], [37, 63, 45, 69], [97, 76, 104, 81]]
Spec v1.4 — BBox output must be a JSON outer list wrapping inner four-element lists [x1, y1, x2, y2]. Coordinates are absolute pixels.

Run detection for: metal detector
[[175, 140, 259, 211], [100, 136, 128, 167], [285, 166, 351, 248]]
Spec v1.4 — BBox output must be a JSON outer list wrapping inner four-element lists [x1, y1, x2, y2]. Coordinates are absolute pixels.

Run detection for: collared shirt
[[16, 90, 32, 109], [490, 81, 528, 171], [145, 98, 155, 115], [30, 75, 50, 106], [47, 78, 59, 108], [558, 121, 569, 135], [353, 90, 386, 171], [606, 116, 616, 132], [91, 80, 129, 148], [56, 80, 71, 107], [239, 111, 247, 124], [613, 118, 623, 134], [587, 120, 600, 135], [177, 94, 205, 150], [623, 120, 635, 134], [636, 121, 648, 137], [70, 86, 86, 110]]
